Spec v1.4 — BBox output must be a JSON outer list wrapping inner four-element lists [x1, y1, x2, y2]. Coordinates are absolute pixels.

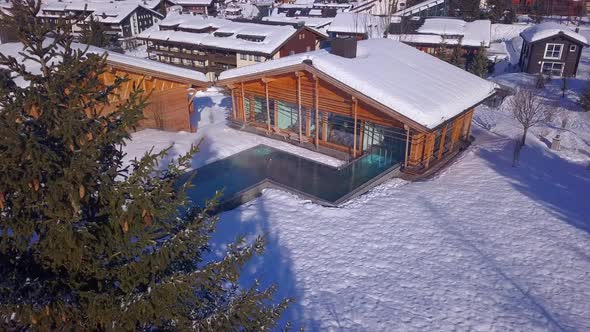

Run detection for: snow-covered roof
[[409, 18, 491, 47], [520, 22, 588, 45], [39, 0, 162, 24], [218, 39, 498, 129], [394, 0, 444, 17], [172, 0, 214, 5], [327, 13, 386, 38], [0, 41, 207, 86], [262, 15, 334, 29], [140, 14, 299, 55]]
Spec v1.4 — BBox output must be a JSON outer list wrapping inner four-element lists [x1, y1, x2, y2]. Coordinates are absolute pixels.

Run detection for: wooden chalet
[[217, 38, 498, 173], [519, 22, 588, 77], [99, 50, 209, 132]]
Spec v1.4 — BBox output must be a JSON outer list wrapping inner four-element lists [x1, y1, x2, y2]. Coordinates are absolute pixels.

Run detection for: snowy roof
[[327, 13, 386, 38], [262, 15, 334, 29], [39, 0, 161, 24], [218, 39, 498, 129], [520, 22, 588, 45], [140, 14, 299, 55], [394, 0, 444, 17], [409, 18, 491, 47], [0, 41, 207, 86], [172, 0, 214, 5]]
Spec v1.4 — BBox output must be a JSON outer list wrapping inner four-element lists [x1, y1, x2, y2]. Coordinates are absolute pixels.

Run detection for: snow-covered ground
[[122, 24, 590, 331]]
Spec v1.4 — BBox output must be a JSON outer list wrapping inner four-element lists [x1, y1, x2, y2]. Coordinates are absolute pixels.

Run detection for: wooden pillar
[[274, 102, 278, 129], [423, 132, 436, 169], [296, 72, 302, 143], [322, 112, 328, 142], [240, 82, 246, 124], [404, 124, 410, 168], [314, 76, 319, 149], [352, 97, 358, 158], [249, 95, 254, 122], [230, 88, 237, 120], [265, 81, 271, 131], [437, 125, 447, 160]]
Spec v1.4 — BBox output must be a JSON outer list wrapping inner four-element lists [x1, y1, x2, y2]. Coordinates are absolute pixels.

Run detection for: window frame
[[541, 61, 564, 77], [544, 43, 563, 60], [570, 44, 577, 52]]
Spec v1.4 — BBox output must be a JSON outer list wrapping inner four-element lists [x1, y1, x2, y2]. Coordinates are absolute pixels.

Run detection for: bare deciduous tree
[[508, 88, 555, 147]]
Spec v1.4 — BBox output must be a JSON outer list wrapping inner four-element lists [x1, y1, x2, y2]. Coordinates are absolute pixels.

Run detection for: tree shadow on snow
[[209, 197, 320, 330], [476, 138, 590, 234], [420, 197, 573, 331]]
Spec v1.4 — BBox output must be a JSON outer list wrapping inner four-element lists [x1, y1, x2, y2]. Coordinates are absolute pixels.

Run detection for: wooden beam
[[265, 81, 271, 132], [314, 76, 319, 149], [404, 124, 410, 168], [241, 82, 246, 124], [352, 97, 358, 158], [230, 88, 237, 120], [297, 73, 302, 143], [261, 77, 277, 84], [438, 126, 447, 160]]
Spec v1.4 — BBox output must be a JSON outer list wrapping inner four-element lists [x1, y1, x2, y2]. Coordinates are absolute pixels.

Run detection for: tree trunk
[[521, 127, 528, 147]]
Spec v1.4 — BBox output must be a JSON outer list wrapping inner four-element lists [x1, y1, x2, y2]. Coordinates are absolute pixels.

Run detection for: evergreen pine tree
[[0, 1, 290, 330], [79, 14, 110, 48], [449, 41, 464, 69], [469, 43, 489, 78]]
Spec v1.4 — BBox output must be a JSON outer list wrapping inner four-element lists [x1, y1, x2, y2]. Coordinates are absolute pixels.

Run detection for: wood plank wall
[[229, 70, 475, 172], [407, 108, 474, 168], [99, 67, 193, 132]]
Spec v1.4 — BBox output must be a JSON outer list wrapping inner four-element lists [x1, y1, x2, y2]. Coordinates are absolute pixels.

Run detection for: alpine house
[[216, 38, 498, 173]]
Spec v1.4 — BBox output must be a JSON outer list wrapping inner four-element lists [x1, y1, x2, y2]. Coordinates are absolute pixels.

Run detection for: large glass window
[[362, 121, 407, 158], [276, 101, 300, 131], [542, 62, 563, 76], [544, 43, 563, 60], [253, 96, 275, 126], [326, 114, 359, 148]]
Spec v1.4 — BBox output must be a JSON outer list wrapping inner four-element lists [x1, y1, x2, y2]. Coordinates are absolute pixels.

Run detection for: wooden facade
[[99, 61, 208, 132], [219, 64, 476, 172]]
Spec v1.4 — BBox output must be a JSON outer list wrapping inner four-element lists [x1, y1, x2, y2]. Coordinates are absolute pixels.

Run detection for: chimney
[[330, 37, 357, 59], [576, 27, 580, 33]]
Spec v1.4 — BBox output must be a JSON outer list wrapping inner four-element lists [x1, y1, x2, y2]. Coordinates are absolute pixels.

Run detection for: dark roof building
[[518, 22, 588, 77]]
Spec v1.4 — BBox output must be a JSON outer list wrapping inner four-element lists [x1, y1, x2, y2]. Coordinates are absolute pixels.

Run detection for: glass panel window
[[544, 43, 563, 60], [570, 45, 577, 52], [541, 62, 563, 76]]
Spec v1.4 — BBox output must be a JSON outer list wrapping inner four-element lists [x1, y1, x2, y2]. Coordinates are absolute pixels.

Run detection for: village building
[[388, 17, 492, 56], [393, 0, 447, 17], [0, 41, 209, 132], [139, 13, 327, 80], [326, 12, 387, 40], [38, 0, 164, 48], [519, 22, 588, 77], [173, 0, 218, 15], [216, 38, 498, 173]]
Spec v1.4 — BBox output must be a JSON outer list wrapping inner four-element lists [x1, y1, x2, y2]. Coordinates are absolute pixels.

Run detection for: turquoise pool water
[[184, 145, 401, 208]]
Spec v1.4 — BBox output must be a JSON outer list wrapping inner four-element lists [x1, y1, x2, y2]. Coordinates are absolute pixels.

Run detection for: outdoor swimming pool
[[183, 145, 401, 209]]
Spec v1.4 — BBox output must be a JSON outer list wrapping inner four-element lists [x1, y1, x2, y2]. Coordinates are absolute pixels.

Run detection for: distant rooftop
[[0, 41, 207, 86], [327, 12, 387, 38], [218, 38, 498, 129], [389, 18, 492, 47], [520, 22, 588, 45], [140, 13, 301, 55]]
